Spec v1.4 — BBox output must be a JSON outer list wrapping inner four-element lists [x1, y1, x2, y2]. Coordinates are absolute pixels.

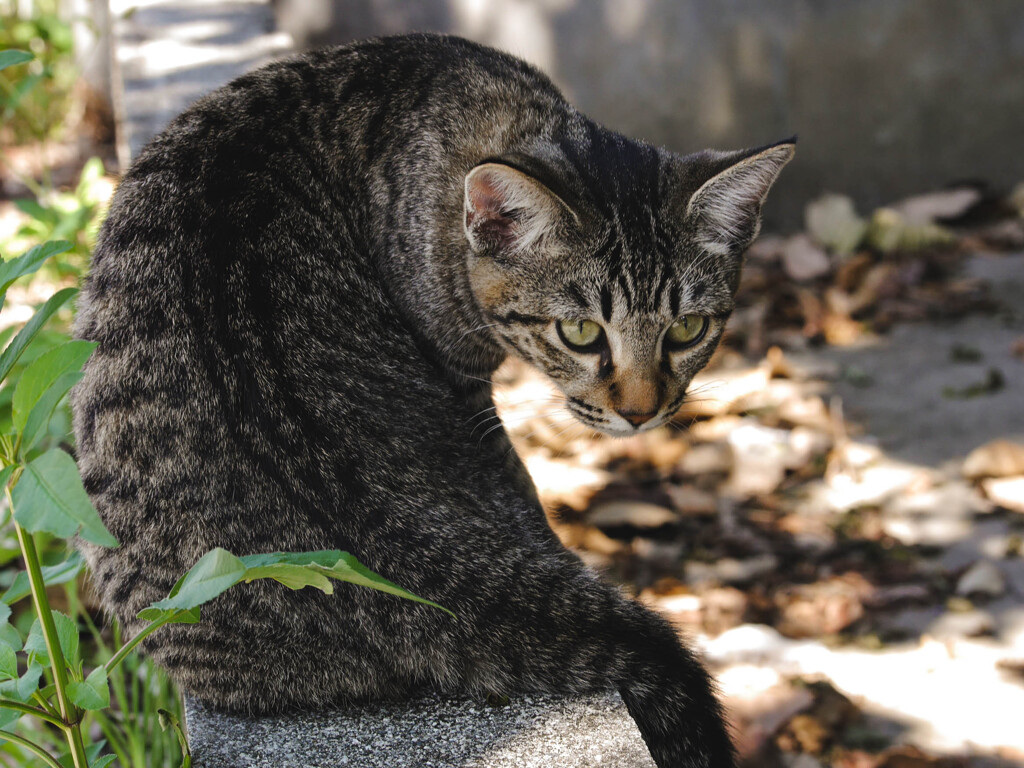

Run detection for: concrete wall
[[271, 0, 1024, 229]]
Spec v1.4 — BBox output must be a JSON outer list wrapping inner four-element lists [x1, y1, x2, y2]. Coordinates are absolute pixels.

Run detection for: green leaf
[[241, 562, 335, 592], [139, 548, 452, 628], [24, 612, 79, 667], [68, 666, 109, 710], [0, 466, 15, 492], [0, 644, 16, 681], [0, 287, 77, 383], [323, 552, 454, 615], [16, 662, 41, 702], [13, 199, 59, 227], [3, 72, 42, 119], [18, 370, 85, 454], [0, 241, 72, 307], [11, 448, 118, 547], [146, 548, 246, 613], [0, 604, 9, 627], [2, 551, 84, 606], [92, 757, 117, 768], [0, 707, 18, 730], [238, 550, 453, 616], [159, 707, 192, 765], [0, 50, 33, 72], [0, 624, 20, 652], [13, 340, 96, 431]]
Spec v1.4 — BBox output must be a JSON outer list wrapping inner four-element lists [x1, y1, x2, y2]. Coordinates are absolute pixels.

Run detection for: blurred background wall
[[271, 0, 1024, 229]]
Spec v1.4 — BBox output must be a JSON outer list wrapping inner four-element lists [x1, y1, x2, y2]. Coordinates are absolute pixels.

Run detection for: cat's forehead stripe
[[560, 283, 589, 310], [653, 267, 671, 313], [615, 273, 635, 312], [600, 284, 613, 322], [669, 286, 681, 318]]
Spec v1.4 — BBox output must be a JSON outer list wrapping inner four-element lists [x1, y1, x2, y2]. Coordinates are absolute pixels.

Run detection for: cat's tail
[[612, 599, 737, 768]]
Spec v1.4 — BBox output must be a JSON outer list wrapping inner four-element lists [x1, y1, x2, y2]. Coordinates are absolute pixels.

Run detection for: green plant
[[0, 6, 76, 146], [13, 156, 109, 276], [0, 242, 451, 768]]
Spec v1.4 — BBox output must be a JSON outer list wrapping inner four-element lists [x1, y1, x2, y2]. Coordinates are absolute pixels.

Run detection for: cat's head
[[463, 137, 794, 437]]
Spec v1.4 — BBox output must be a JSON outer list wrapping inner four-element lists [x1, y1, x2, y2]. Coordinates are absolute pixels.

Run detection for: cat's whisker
[[454, 371, 496, 386], [478, 418, 515, 446], [452, 322, 503, 345], [508, 410, 579, 450], [469, 414, 504, 438], [685, 379, 725, 397], [516, 409, 589, 456], [464, 404, 500, 425]]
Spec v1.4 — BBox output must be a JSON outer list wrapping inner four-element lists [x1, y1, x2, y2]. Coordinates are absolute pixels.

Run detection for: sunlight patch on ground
[[704, 622, 1024, 754]]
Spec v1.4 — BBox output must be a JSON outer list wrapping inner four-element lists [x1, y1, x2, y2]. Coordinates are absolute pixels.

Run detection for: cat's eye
[[665, 315, 708, 349], [557, 319, 605, 352]]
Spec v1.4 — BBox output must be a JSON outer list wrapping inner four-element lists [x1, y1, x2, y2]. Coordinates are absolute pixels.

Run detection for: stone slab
[[185, 692, 656, 768]]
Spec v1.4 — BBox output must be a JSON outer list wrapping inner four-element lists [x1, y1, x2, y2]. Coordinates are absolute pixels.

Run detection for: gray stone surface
[[185, 692, 656, 768], [273, 0, 1024, 229]]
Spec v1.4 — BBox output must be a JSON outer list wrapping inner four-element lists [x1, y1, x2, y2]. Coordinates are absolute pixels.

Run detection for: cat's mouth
[[564, 401, 668, 438], [598, 415, 667, 438]]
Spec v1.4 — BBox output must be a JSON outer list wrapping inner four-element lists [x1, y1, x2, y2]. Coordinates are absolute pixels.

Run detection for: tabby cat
[[72, 34, 793, 767]]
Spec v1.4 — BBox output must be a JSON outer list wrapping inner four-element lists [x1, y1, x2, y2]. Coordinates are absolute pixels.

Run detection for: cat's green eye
[[557, 319, 605, 351], [665, 315, 708, 349]]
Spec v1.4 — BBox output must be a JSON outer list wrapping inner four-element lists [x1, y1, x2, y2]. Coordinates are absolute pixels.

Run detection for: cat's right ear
[[464, 163, 567, 257], [683, 139, 795, 257]]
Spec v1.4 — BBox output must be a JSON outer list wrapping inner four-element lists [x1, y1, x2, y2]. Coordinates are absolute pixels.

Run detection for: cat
[[72, 33, 793, 768]]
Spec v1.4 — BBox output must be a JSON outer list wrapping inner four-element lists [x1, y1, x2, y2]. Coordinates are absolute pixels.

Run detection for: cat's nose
[[617, 408, 657, 428]]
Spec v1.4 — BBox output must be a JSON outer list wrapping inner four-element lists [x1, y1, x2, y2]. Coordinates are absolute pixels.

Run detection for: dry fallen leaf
[[782, 234, 833, 282], [587, 500, 677, 529], [775, 574, 872, 638], [955, 559, 1006, 598], [962, 440, 1024, 479], [891, 187, 981, 225], [805, 194, 868, 255], [777, 713, 829, 755], [981, 476, 1024, 513]]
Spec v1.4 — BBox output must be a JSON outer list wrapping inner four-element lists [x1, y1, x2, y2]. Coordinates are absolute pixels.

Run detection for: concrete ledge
[[185, 692, 656, 768]]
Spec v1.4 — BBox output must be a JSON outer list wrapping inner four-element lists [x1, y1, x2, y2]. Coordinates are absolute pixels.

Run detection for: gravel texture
[[185, 692, 656, 768]]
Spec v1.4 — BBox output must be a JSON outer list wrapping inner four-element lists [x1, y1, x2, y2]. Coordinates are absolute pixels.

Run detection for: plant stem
[[0, 730, 64, 768], [32, 690, 61, 718], [0, 697, 64, 727], [104, 617, 170, 675], [12, 525, 78, 718], [10, 500, 89, 768]]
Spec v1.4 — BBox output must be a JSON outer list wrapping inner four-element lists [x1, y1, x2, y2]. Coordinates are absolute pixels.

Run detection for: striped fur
[[72, 34, 791, 768]]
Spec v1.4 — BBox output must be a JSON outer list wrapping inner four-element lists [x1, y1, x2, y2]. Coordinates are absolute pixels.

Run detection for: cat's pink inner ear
[[463, 163, 560, 256], [465, 169, 505, 225]]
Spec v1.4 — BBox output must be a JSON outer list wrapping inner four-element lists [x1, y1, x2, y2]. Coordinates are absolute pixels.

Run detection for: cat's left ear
[[685, 139, 795, 256], [464, 163, 571, 257]]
